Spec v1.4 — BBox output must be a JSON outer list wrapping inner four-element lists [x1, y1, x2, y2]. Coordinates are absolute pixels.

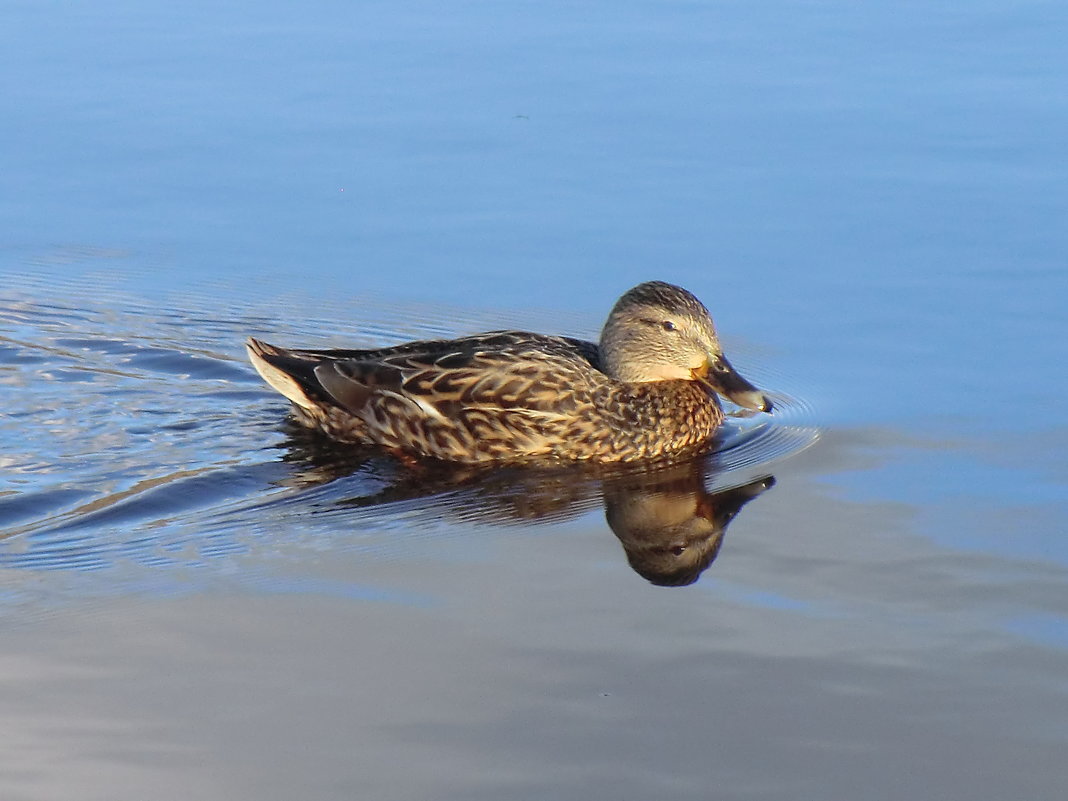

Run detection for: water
[[0, 271, 814, 581], [2, 1, 1067, 799]]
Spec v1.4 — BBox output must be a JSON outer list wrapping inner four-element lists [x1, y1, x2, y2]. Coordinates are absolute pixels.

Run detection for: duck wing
[[314, 332, 599, 415], [248, 332, 605, 459]]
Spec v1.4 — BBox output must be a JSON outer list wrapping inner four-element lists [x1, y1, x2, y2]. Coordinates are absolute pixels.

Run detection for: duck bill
[[695, 355, 774, 413]]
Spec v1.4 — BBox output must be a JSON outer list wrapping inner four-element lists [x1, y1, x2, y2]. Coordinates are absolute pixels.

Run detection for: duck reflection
[[603, 467, 773, 586], [278, 425, 774, 587]]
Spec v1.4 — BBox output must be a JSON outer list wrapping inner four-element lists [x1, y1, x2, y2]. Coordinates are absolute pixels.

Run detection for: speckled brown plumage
[[246, 282, 772, 464]]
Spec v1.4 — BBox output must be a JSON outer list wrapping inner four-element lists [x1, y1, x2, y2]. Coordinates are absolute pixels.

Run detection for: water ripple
[[0, 269, 820, 589]]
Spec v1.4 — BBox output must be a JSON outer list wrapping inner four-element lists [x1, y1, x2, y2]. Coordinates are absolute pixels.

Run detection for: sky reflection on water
[[1, 0, 1067, 799]]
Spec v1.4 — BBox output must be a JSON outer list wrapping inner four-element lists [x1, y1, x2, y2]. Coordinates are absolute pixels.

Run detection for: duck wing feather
[[249, 332, 608, 460]]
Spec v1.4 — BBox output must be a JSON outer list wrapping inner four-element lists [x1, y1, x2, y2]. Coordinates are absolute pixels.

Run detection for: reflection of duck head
[[604, 465, 774, 587], [277, 426, 774, 586]]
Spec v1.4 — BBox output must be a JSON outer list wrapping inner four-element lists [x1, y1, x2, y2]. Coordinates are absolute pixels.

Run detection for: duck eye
[[661, 320, 678, 332]]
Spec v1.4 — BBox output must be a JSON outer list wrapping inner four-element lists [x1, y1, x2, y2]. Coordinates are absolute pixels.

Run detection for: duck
[[246, 281, 772, 464]]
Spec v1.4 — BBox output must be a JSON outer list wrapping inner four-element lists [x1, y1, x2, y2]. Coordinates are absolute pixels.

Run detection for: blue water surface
[[1, 2, 1066, 800]]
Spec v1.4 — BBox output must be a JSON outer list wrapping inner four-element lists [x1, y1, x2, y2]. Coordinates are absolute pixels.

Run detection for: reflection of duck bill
[[696, 476, 776, 522], [607, 475, 775, 587]]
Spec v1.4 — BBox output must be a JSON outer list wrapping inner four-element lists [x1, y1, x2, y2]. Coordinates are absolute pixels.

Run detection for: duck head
[[598, 281, 773, 413]]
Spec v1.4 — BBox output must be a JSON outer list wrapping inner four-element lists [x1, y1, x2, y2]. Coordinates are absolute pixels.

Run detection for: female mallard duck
[[246, 281, 772, 463]]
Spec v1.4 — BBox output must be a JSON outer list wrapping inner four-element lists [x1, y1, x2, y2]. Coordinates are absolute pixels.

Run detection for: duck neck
[[599, 317, 642, 382]]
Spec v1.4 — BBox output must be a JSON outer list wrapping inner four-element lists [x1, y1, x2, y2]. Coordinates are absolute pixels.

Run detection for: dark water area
[[3, 1, 1068, 800]]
